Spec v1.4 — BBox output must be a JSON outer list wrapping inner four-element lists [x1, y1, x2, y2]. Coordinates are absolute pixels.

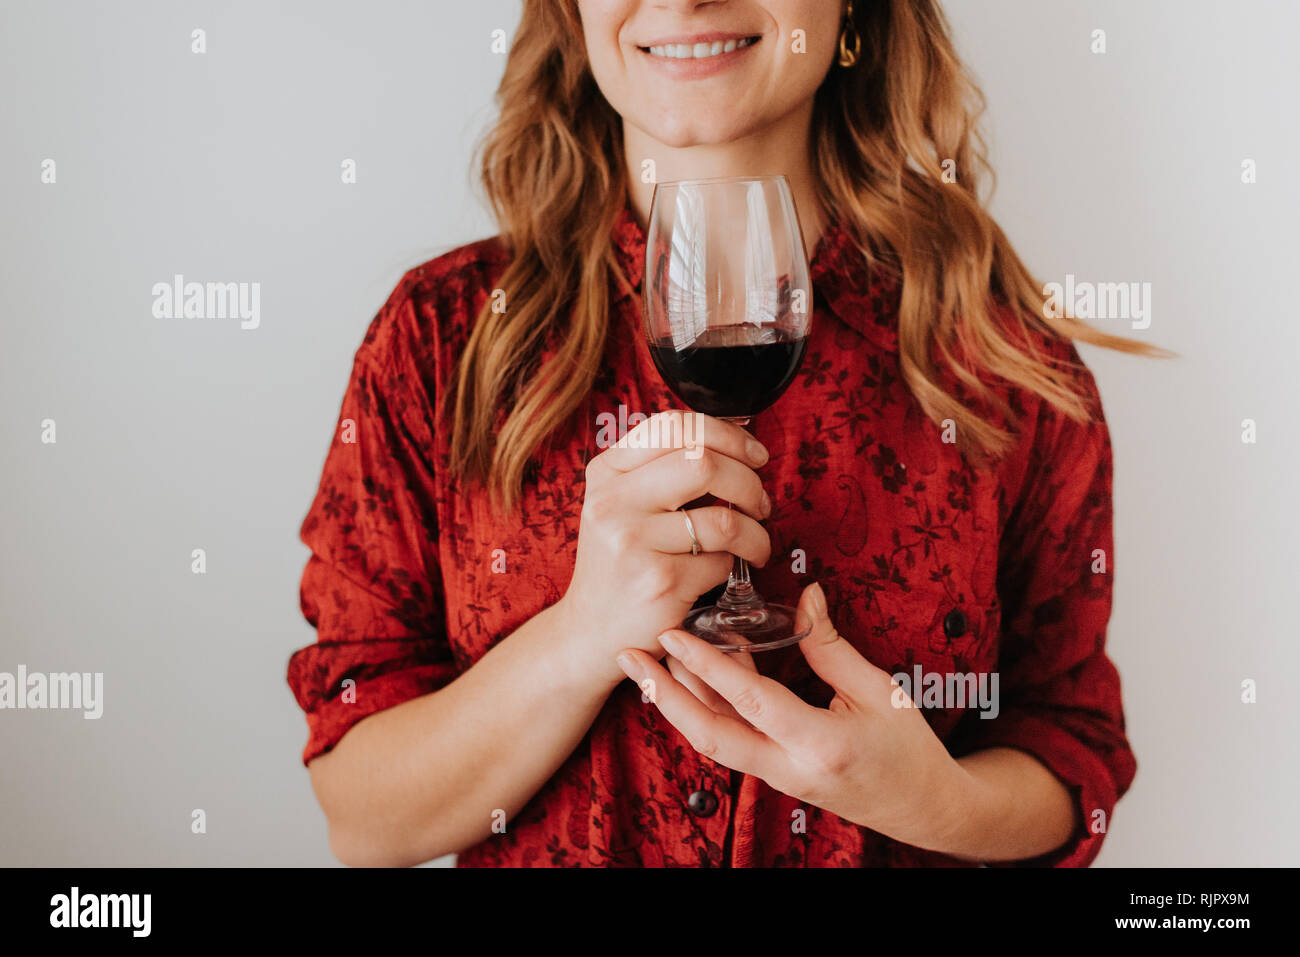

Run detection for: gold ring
[[680, 508, 701, 556]]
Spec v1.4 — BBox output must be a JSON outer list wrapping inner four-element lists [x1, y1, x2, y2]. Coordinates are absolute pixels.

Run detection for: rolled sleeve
[[289, 559, 459, 766], [951, 342, 1137, 866], [287, 291, 458, 765]]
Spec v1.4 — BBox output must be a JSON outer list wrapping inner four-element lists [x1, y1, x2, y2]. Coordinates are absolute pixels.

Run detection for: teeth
[[647, 37, 754, 59]]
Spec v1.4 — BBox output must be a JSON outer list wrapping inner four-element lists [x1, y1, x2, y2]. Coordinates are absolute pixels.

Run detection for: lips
[[642, 36, 760, 60]]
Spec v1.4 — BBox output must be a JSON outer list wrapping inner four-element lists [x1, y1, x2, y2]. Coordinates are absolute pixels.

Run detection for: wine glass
[[643, 175, 814, 653]]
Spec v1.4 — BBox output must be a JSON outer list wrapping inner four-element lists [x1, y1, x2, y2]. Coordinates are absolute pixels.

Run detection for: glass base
[[682, 602, 812, 654]]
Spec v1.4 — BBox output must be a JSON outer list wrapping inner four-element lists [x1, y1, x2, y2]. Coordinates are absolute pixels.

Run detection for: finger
[[590, 411, 768, 477], [641, 505, 772, 567], [669, 648, 761, 708], [617, 648, 781, 779], [795, 582, 895, 711], [665, 655, 747, 722], [657, 629, 812, 746], [619, 447, 770, 519]]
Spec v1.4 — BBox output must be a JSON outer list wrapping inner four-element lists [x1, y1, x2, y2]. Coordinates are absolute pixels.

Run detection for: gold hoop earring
[[838, 0, 861, 68]]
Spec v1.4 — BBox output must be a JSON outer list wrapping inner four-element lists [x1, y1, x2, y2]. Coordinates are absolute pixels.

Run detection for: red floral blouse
[[287, 200, 1136, 867]]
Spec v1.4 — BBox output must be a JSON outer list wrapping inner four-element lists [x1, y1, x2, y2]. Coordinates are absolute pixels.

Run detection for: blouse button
[[687, 790, 719, 818], [943, 608, 968, 639]]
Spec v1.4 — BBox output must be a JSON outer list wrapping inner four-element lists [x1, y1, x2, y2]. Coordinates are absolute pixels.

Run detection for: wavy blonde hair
[[447, 0, 1171, 509]]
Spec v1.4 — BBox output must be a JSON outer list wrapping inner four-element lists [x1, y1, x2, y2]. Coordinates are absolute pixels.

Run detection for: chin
[[638, 116, 759, 151]]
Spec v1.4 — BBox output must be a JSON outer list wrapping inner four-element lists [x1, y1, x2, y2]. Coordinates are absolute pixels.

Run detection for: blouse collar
[[610, 197, 901, 354]]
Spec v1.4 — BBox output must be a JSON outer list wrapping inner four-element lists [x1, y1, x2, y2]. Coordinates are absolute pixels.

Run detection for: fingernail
[[658, 631, 685, 657], [616, 652, 641, 679], [760, 489, 772, 517], [746, 438, 769, 466], [809, 581, 827, 617]]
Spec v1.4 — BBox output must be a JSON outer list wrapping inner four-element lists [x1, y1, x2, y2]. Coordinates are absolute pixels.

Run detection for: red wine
[[649, 325, 807, 418]]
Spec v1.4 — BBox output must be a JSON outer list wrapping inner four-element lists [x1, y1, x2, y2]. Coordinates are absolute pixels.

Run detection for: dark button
[[943, 608, 967, 639], [687, 790, 719, 817]]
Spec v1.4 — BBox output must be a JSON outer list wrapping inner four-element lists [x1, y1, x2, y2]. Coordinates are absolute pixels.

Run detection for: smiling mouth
[[640, 36, 761, 60]]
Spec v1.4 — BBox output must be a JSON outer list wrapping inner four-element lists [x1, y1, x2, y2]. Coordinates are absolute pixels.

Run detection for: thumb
[[796, 582, 894, 710]]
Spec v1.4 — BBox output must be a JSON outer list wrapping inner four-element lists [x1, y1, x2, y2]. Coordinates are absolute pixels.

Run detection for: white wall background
[[1, 0, 1296, 866]]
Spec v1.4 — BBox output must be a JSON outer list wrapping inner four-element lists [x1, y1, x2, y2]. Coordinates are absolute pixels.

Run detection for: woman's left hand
[[615, 582, 976, 851]]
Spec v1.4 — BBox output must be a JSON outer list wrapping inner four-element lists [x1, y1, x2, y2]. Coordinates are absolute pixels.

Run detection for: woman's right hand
[[553, 411, 773, 688]]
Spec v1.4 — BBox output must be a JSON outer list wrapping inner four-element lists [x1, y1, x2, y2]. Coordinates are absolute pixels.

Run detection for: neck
[[622, 102, 827, 256]]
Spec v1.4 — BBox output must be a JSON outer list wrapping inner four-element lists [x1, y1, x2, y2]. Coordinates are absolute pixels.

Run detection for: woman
[[287, 0, 1164, 867]]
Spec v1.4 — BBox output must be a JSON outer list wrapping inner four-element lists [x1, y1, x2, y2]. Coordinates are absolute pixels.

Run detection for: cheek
[[777, 4, 843, 86], [585, 49, 627, 116], [576, 0, 633, 106], [768, 45, 834, 109]]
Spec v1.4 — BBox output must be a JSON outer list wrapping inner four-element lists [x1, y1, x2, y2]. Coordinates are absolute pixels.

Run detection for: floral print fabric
[[287, 201, 1136, 867]]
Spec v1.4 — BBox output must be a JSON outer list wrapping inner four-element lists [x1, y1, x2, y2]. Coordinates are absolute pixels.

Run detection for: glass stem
[[717, 416, 764, 613], [718, 550, 762, 611]]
